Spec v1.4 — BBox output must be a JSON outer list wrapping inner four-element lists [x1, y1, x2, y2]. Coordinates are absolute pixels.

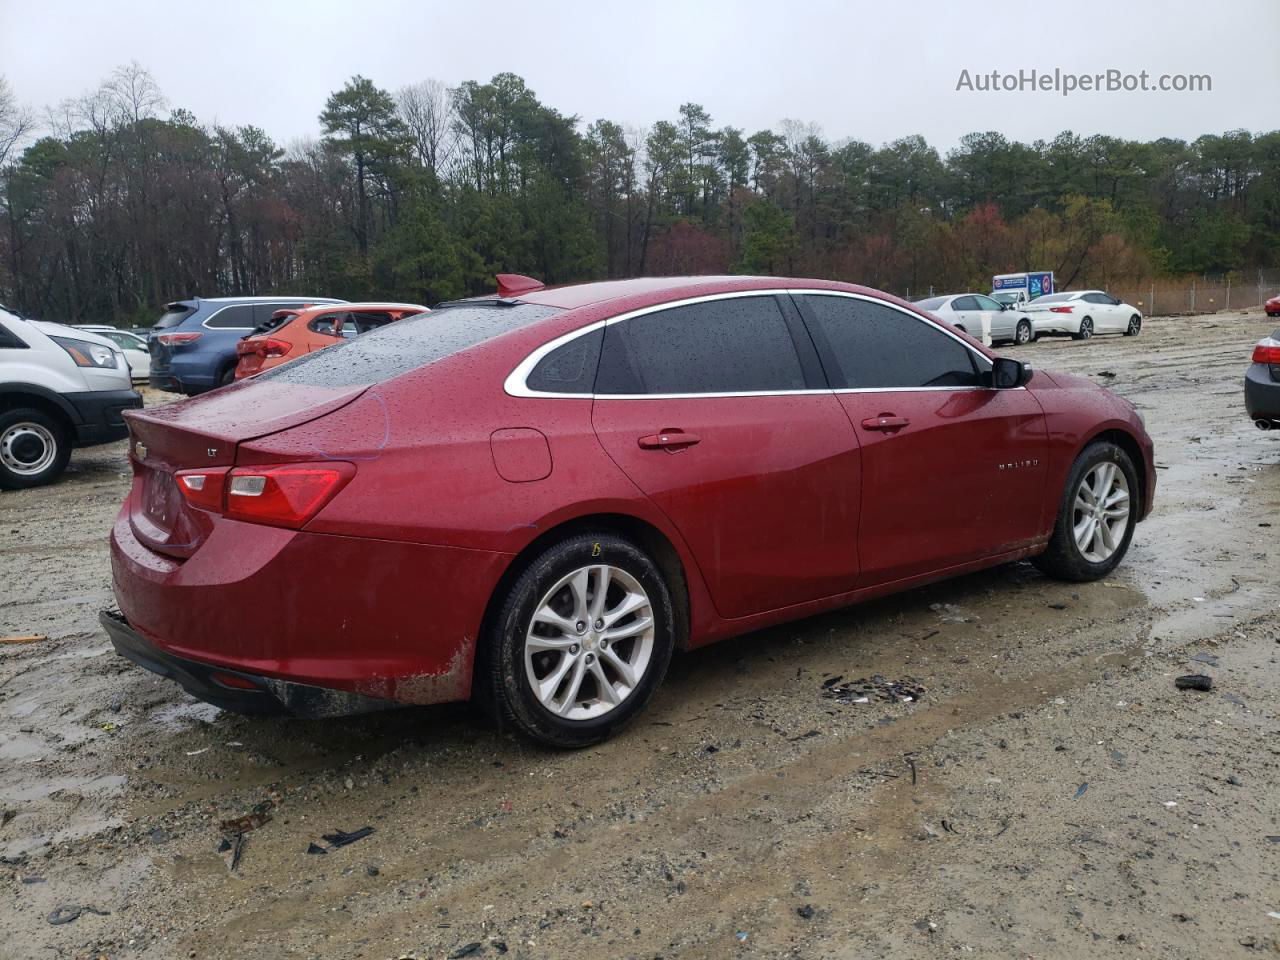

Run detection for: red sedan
[[103, 275, 1155, 747], [1266, 295, 1280, 318]]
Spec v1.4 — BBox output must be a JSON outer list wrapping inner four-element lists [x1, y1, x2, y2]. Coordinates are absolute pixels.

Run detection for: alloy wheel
[[0, 421, 57, 476], [524, 564, 655, 721], [1127, 316, 1141, 336], [1080, 318, 1093, 339], [1015, 321, 1031, 344], [1072, 462, 1130, 563]]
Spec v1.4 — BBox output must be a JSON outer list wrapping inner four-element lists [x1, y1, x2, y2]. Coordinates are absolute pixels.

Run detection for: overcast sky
[[3, 0, 1278, 150]]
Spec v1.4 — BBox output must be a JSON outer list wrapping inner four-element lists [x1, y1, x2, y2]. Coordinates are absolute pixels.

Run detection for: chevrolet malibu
[[103, 276, 1155, 747]]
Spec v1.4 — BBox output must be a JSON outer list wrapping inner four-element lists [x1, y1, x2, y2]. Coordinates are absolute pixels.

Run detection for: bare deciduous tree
[[397, 79, 455, 180], [0, 75, 34, 168]]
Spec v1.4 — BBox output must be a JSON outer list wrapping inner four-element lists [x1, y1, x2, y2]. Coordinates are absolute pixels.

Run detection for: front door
[[590, 293, 862, 619], [795, 292, 1049, 587]]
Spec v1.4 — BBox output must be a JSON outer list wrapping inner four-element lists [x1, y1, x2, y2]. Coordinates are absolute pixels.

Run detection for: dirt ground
[[2, 312, 1279, 960]]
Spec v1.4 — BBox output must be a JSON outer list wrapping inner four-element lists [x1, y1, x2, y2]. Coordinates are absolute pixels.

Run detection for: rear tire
[[1125, 315, 1142, 336], [1014, 320, 1032, 344], [481, 532, 675, 748], [1072, 317, 1094, 341], [1032, 441, 1139, 582], [0, 407, 72, 490], [218, 364, 236, 387]]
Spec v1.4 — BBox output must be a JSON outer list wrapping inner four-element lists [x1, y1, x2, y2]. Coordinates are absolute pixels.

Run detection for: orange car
[[234, 302, 428, 379]]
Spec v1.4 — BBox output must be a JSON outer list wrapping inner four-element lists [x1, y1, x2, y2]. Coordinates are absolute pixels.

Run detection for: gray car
[[913, 293, 1034, 345]]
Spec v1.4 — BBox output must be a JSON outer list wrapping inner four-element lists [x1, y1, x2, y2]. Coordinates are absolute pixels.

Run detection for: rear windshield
[[1032, 293, 1075, 304], [913, 297, 947, 310], [257, 303, 562, 388], [155, 303, 197, 329]]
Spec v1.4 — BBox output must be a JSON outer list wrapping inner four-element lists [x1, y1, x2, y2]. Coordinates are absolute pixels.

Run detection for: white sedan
[[1022, 291, 1143, 341], [73, 325, 150, 381], [912, 293, 1034, 345]]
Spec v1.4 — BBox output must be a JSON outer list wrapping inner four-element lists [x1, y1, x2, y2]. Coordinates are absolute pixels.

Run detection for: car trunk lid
[[124, 381, 368, 557]]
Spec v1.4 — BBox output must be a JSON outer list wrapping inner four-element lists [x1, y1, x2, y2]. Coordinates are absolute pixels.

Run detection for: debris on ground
[[1075, 782, 1089, 798], [0, 634, 47, 645], [1175, 674, 1214, 692], [306, 842, 327, 855], [1188, 652, 1220, 666], [317, 826, 375, 849], [220, 804, 273, 835], [797, 904, 816, 919], [929, 602, 977, 623], [46, 904, 109, 925], [823, 674, 925, 704]]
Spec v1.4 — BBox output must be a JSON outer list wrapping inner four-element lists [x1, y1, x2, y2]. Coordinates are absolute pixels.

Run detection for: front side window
[[974, 295, 1003, 311], [595, 296, 806, 395], [0, 319, 28, 349], [801, 295, 987, 390]]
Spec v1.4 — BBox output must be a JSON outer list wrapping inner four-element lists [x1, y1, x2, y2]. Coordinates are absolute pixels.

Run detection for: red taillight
[[1252, 342, 1280, 364], [174, 467, 229, 512], [224, 463, 355, 529], [1049, 306, 1075, 314], [157, 332, 203, 346], [236, 337, 291, 358]]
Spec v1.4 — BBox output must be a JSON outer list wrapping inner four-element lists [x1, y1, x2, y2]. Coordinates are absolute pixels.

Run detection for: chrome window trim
[[503, 287, 1007, 400]]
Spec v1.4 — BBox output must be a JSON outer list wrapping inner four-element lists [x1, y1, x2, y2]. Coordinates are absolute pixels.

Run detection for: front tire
[[1073, 317, 1094, 340], [1125, 315, 1142, 336], [1032, 441, 1139, 582], [0, 408, 72, 490], [481, 533, 675, 748]]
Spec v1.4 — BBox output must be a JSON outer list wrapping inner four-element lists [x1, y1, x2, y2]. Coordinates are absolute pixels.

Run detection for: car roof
[[29, 319, 117, 346], [197, 296, 345, 304], [463, 275, 895, 312]]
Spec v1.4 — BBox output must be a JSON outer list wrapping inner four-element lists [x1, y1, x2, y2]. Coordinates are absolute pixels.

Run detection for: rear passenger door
[[973, 294, 1014, 339], [591, 293, 862, 619]]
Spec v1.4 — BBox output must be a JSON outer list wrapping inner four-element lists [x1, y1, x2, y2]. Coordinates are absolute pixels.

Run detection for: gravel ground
[[1, 313, 1278, 959]]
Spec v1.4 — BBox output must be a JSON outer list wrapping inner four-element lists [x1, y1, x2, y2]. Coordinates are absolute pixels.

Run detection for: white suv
[[0, 307, 143, 488]]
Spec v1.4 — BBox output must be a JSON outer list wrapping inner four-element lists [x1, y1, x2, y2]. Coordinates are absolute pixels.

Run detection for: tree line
[[1, 64, 1277, 325]]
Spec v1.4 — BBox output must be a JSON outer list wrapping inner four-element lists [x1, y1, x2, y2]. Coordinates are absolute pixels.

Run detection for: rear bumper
[[65, 389, 143, 446], [1245, 364, 1280, 422], [108, 506, 511, 710], [149, 353, 222, 394], [101, 610, 395, 717]]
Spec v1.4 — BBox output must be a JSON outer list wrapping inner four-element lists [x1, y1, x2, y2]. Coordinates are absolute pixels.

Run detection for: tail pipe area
[[1256, 419, 1278, 431]]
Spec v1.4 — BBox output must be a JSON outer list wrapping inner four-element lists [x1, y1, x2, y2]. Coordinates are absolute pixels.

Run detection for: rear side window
[[0, 319, 28, 349], [914, 297, 946, 310], [259, 303, 562, 388], [205, 304, 257, 329], [154, 303, 197, 329], [595, 296, 805, 395], [950, 296, 979, 311], [1034, 293, 1074, 304], [526, 327, 603, 394], [801, 295, 986, 389]]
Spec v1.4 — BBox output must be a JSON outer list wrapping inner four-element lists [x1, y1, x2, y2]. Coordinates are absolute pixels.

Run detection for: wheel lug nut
[[599, 639, 608, 649], [575, 621, 586, 633], [569, 644, 579, 655], [594, 619, 604, 629], [586, 653, 595, 663]]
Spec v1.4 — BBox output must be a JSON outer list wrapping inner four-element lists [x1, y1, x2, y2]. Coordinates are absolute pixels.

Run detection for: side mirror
[[992, 356, 1033, 389]]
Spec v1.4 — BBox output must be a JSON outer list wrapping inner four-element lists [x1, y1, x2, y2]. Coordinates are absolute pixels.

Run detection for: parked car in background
[[103, 275, 1154, 748], [1265, 295, 1280, 318], [0, 308, 142, 488], [74, 325, 150, 382], [148, 296, 344, 395], [1023, 291, 1143, 340], [1246, 330, 1280, 430], [913, 293, 1034, 345], [234, 303, 427, 380]]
